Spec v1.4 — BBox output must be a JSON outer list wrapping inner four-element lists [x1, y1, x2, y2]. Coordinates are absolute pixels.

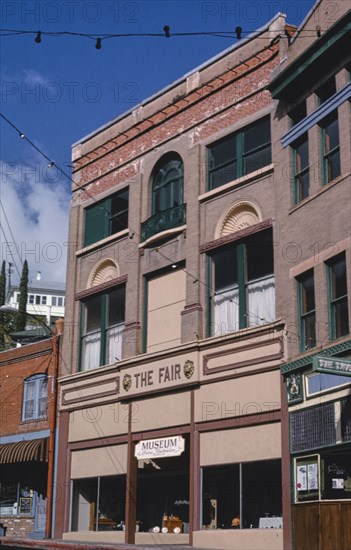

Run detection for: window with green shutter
[[84, 188, 129, 247]]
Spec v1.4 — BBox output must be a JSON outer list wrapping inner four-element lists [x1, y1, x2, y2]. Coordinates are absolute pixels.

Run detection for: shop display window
[[136, 436, 190, 533], [201, 459, 282, 529], [71, 475, 126, 532], [295, 450, 351, 502]]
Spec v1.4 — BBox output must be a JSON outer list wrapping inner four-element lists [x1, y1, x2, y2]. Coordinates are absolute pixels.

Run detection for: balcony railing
[[141, 204, 186, 241]]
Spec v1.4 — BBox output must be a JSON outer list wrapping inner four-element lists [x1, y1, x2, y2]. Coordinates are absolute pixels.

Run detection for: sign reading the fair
[[118, 354, 198, 399], [312, 356, 351, 377], [135, 435, 185, 460]]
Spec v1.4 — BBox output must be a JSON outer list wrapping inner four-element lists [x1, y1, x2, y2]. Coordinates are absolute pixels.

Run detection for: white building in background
[[8, 272, 65, 326]]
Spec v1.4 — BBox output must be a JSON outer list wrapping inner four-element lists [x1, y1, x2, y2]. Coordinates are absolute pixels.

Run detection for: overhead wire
[[0, 105, 302, 340]]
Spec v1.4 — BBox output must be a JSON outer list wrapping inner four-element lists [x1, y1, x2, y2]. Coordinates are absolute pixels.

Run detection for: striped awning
[[0, 438, 48, 464]]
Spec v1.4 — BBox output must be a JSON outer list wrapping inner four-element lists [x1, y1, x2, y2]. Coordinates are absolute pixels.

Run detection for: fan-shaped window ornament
[[88, 259, 119, 288], [217, 201, 261, 238]]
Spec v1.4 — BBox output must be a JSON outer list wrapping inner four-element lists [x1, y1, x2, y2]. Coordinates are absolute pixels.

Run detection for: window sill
[[289, 172, 347, 214], [20, 417, 47, 425], [76, 229, 129, 257], [198, 164, 274, 203]]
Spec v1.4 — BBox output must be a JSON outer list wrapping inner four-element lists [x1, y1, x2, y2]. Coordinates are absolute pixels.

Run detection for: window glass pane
[[51, 297, 57, 306], [0, 482, 18, 509], [108, 287, 125, 327], [341, 396, 351, 443], [84, 201, 108, 247], [152, 155, 183, 215], [246, 230, 273, 281], [110, 188, 129, 234], [71, 478, 98, 531], [202, 464, 240, 529], [210, 135, 236, 168], [244, 117, 270, 152], [295, 136, 309, 170], [210, 161, 237, 188], [35, 295, 41, 305], [307, 373, 349, 395], [212, 243, 237, 291], [98, 476, 126, 530], [42, 296, 47, 305], [300, 271, 315, 313], [29, 295, 34, 304], [244, 145, 271, 175], [84, 296, 101, 333], [330, 254, 347, 299], [58, 297, 63, 307], [296, 457, 319, 502], [334, 299, 349, 337], [321, 452, 351, 500], [324, 114, 339, 151], [242, 460, 282, 528]]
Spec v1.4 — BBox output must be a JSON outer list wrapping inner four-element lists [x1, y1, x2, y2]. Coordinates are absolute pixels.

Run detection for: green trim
[[237, 243, 246, 329], [297, 277, 304, 353], [207, 256, 213, 339], [281, 339, 351, 374], [100, 294, 107, 366], [326, 260, 334, 340], [269, 15, 351, 98]]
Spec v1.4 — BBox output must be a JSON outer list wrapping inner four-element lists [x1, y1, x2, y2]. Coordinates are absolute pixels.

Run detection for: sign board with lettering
[[312, 356, 351, 377], [135, 435, 185, 460], [119, 354, 198, 399]]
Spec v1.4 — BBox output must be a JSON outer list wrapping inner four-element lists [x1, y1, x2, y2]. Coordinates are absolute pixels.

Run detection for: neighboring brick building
[[0, 320, 63, 538], [269, 2, 351, 549], [54, 3, 350, 550]]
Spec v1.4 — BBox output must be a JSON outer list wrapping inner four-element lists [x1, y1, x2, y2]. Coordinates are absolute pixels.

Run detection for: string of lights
[[0, 110, 302, 337], [0, 25, 338, 48]]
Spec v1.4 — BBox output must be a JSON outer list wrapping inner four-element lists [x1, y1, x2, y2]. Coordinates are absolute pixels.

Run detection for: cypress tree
[[15, 260, 29, 331], [0, 260, 5, 306]]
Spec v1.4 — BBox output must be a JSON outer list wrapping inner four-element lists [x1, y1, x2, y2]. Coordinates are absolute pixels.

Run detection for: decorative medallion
[[183, 360, 195, 379], [286, 373, 302, 403], [123, 374, 132, 392]]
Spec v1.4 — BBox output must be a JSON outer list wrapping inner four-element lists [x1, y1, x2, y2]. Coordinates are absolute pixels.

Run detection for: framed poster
[[19, 497, 32, 515]]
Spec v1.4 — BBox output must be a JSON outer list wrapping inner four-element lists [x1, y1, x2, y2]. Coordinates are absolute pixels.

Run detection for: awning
[[0, 438, 48, 464]]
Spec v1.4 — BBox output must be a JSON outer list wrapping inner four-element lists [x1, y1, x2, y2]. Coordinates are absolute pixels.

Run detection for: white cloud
[[0, 158, 71, 284]]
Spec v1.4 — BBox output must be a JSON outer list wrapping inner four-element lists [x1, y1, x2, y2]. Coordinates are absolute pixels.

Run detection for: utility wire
[[0, 113, 301, 336]]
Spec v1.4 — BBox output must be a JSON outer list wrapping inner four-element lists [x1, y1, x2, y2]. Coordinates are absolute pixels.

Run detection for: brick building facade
[[54, 3, 350, 549], [0, 322, 62, 538]]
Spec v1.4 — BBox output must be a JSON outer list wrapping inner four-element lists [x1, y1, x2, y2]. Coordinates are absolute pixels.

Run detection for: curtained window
[[209, 229, 275, 337], [80, 286, 125, 371]]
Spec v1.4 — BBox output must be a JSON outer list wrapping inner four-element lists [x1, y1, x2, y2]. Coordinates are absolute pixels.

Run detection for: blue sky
[[0, 0, 316, 284]]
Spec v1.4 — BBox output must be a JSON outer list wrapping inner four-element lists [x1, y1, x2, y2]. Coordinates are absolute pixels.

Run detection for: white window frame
[[22, 374, 48, 422]]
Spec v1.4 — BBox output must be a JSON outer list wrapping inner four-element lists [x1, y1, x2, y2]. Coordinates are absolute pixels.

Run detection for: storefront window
[[136, 438, 190, 533], [71, 476, 125, 532], [306, 372, 349, 396], [295, 456, 319, 502], [201, 459, 282, 529], [295, 450, 351, 502]]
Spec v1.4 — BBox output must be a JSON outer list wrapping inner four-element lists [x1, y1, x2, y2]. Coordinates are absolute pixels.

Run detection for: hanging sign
[[312, 356, 351, 377], [135, 435, 185, 460]]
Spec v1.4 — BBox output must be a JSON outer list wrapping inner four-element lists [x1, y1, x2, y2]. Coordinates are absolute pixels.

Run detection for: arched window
[[152, 153, 184, 215]]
